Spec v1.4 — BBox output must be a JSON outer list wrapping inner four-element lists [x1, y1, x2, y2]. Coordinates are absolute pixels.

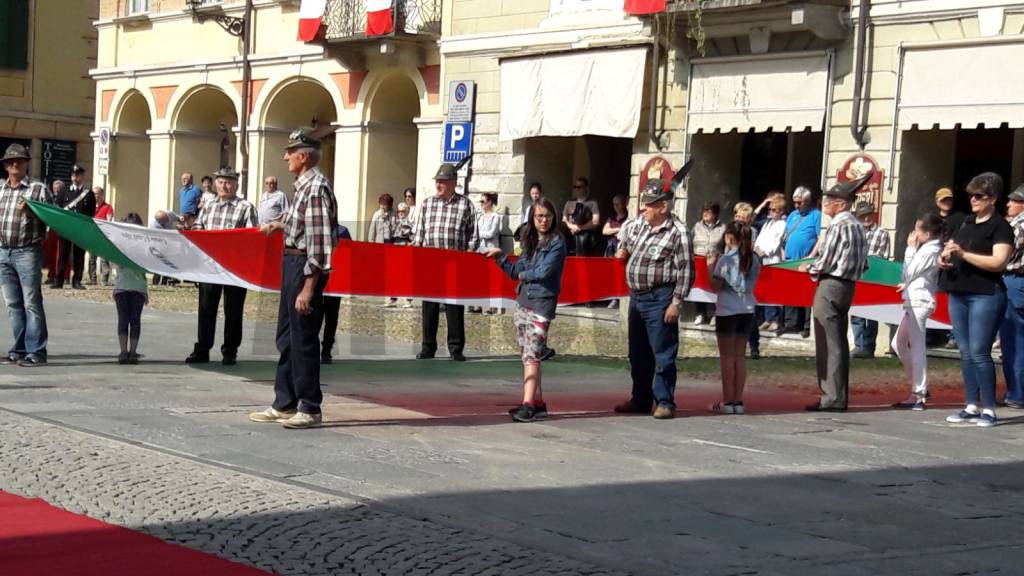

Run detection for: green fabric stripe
[[26, 200, 144, 271], [771, 256, 903, 286]]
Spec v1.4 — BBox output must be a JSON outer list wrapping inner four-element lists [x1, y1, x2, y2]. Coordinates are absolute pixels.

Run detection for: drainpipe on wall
[[239, 0, 253, 197], [849, 0, 870, 150], [648, 19, 665, 151]]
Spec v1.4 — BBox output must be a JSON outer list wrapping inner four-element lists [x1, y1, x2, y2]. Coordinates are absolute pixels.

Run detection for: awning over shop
[[899, 42, 1024, 129], [687, 53, 830, 134], [499, 47, 647, 141]]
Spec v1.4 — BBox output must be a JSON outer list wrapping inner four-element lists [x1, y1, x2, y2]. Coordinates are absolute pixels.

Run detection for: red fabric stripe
[[0, 491, 270, 576], [297, 18, 322, 42], [366, 9, 394, 36], [624, 0, 667, 15]]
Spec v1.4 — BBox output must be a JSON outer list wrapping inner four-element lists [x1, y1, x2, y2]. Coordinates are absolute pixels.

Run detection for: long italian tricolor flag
[[27, 201, 950, 328]]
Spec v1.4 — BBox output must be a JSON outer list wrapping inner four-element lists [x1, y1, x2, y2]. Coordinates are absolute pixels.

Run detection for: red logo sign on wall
[[637, 157, 674, 210], [837, 154, 885, 217]]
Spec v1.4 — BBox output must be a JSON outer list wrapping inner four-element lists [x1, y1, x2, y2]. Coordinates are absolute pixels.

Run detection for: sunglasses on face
[[970, 193, 991, 201], [573, 185, 584, 189]]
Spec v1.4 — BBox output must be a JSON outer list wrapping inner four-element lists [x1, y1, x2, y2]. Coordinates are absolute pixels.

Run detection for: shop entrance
[[896, 126, 1023, 253], [522, 135, 631, 225], [687, 130, 824, 225]]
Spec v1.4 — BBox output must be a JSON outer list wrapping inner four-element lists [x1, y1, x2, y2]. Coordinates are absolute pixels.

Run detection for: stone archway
[[363, 74, 420, 233], [170, 86, 238, 210], [111, 91, 152, 219], [260, 79, 338, 204]]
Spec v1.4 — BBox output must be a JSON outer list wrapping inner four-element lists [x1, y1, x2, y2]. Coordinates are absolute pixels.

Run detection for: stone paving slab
[[3, 297, 1024, 575]]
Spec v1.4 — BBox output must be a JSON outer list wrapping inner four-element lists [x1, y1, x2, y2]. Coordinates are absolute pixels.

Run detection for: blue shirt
[[713, 248, 761, 317], [783, 208, 821, 260], [179, 184, 201, 217]]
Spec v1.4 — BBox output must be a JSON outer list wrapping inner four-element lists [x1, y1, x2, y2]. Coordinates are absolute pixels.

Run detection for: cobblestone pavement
[[0, 413, 622, 576]]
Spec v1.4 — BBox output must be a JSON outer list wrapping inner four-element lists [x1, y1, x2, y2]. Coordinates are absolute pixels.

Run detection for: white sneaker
[[402, 300, 414, 308], [693, 315, 705, 325], [248, 407, 297, 423], [281, 412, 322, 429]]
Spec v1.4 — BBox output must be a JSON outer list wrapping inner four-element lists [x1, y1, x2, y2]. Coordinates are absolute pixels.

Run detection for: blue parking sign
[[443, 122, 473, 163]]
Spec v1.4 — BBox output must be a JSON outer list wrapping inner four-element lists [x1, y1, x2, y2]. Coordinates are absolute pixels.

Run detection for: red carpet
[[0, 491, 272, 576]]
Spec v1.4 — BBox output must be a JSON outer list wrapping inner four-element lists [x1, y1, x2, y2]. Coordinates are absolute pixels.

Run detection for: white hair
[[792, 186, 813, 201]]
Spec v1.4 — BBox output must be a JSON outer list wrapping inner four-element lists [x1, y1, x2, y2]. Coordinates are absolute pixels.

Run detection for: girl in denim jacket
[[485, 197, 566, 422]]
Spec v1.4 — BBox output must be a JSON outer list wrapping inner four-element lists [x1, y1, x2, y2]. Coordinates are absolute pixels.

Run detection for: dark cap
[[640, 179, 672, 204], [213, 165, 240, 180], [1009, 183, 1024, 203], [1, 143, 30, 162], [853, 201, 876, 218], [284, 129, 321, 151], [824, 171, 873, 202], [71, 164, 86, 174], [433, 163, 459, 181]]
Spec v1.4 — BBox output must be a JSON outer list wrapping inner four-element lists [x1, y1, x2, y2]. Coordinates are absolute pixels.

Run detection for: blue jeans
[[760, 305, 781, 324], [851, 316, 878, 353], [628, 285, 679, 409], [0, 245, 48, 359], [1000, 275, 1024, 404], [949, 288, 1007, 409]]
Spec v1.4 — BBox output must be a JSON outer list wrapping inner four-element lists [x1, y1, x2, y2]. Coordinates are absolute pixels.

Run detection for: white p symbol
[[450, 125, 465, 148]]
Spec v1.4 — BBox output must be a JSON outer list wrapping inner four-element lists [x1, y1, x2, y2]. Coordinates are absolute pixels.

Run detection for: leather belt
[[283, 247, 306, 256]]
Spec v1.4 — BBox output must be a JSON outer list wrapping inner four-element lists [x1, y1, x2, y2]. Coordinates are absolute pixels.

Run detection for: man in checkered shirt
[[186, 166, 257, 367], [801, 174, 871, 412], [612, 179, 695, 420], [250, 130, 338, 430], [412, 162, 477, 362], [851, 201, 891, 359], [0, 143, 54, 367]]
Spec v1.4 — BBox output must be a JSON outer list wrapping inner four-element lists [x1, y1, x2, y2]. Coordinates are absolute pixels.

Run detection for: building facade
[[94, 0, 443, 234], [440, 0, 681, 245], [1, 0, 99, 185]]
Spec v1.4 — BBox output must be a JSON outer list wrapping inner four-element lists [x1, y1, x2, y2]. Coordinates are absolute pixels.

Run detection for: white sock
[[966, 404, 980, 414], [982, 408, 996, 417]]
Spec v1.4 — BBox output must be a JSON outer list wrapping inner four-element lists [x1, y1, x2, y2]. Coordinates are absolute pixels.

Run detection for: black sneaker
[[321, 353, 333, 364], [1, 353, 21, 365], [17, 355, 46, 367], [222, 356, 237, 366], [511, 404, 537, 423], [185, 352, 210, 364], [117, 352, 130, 365], [508, 403, 548, 419], [539, 347, 556, 362]]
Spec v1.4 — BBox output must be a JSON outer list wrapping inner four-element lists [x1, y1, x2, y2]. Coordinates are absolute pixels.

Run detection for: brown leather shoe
[[613, 399, 651, 414], [652, 405, 675, 419]]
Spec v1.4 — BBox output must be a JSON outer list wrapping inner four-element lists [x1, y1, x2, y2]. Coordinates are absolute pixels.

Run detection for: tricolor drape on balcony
[[298, 0, 397, 41], [298, 0, 327, 41]]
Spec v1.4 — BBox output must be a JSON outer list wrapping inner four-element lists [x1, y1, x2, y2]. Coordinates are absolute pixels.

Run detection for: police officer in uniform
[[55, 164, 94, 289]]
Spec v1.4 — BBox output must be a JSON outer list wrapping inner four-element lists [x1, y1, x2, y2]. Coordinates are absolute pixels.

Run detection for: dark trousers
[[196, 283, 247, 356], [851, 316, 879, 354], [628, 285, 679, 409], [421, 301, 465, 355], [114, 291, 145, 339], [273, 254, 328, 415], [783, 306, 811, 332], [748, 306, 761, 353], [812, 277, 856, 409], [321, 295, 341, 353], [56, 238, 84, 286]]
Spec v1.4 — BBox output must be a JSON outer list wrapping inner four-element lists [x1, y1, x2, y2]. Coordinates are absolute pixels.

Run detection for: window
[[128, 0, 151, 14], [0, 0, 30, 71]]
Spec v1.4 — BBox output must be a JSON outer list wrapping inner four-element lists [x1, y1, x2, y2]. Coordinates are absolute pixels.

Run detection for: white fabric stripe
[[95, 221, 261, 291], [367, 0, 393, 11], [299, 0, 327, 19]]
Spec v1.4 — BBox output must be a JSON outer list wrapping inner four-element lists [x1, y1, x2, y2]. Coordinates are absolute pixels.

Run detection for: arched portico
[[111, 90, 153, 219], [170, 86, 238, 211]]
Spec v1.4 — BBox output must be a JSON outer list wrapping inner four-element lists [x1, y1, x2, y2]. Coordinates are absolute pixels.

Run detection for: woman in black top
[[939, 172, 1013, 428]]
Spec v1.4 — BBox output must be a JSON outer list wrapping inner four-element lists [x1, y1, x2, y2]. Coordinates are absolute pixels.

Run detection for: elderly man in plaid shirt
[[0, 143, 54, 367], [186, 166, 258, 366], [800, 174, 872, 412], [851, 201, 891, 358], [250, 130, 338, 429], [613, 180, 695, 420], [413, 162, 477, 362]]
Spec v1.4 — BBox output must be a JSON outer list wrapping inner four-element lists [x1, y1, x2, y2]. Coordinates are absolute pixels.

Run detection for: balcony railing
[[324, 0, 442, 43]]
